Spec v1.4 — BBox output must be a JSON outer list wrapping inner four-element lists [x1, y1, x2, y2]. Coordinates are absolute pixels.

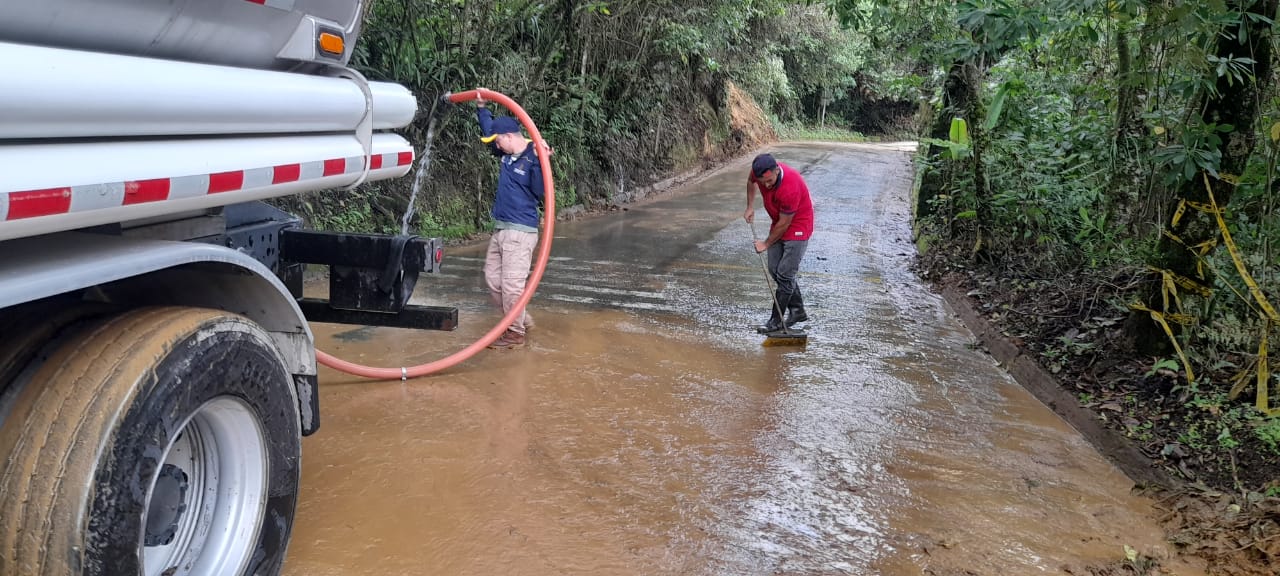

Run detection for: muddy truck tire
[[0, 297, 113, 391], [0, 307, 302, 576]]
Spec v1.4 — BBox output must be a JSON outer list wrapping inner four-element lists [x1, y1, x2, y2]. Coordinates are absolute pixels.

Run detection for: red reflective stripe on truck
[[3, 145, 412, 222], [208, 171, 244, 194], [273, 164, 301, 184], [323, 159, 345, 176], [244, 0, 295, 9], [123, 179, 170, 205], [8, 188, 72, 220]]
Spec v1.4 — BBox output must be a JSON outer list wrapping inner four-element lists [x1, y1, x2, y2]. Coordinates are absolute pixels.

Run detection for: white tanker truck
[[0, 2, 454, 574]]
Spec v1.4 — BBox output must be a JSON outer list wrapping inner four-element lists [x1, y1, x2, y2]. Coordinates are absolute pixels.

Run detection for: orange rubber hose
[[316, 88, 555, 380]]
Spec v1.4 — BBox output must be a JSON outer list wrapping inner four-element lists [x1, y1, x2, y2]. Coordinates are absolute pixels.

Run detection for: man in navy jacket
[[475, 93, 546, 349]]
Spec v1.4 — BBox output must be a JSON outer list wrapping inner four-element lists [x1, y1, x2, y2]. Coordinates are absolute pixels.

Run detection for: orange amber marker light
[[318, 32, 344, 55]]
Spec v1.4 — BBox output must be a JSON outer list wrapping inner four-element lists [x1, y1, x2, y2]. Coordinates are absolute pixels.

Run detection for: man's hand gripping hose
[[315, 89, 555, 380]]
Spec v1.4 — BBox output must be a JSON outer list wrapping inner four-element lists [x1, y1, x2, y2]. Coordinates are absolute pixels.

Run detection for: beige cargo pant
[[483, 229, 537, 335]]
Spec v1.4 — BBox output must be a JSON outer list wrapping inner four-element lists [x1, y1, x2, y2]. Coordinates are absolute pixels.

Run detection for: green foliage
[[954, 0, 1047, 59], [736, 56, 797, 113], [416, 196, 480, 239], [1147, 358, 1182, 377], [840, 0, 1280, 489], [1173, 385, 1255, 453], [1152, 119, 1232, 183], [948, 117, 971, 156], [1255, 415, 1280, 452], [282, 0, 902, 237], [281, 188, 384, 234], [774, 121, 867, 142], [921, 117, 973, 160], [982, 87, 1006, 132]]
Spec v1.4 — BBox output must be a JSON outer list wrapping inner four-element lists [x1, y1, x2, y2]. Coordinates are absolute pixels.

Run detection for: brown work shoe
[[488, 329, 527, 349]]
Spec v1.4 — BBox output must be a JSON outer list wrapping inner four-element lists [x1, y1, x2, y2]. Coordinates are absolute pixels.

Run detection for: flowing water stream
[[399, 99, 442, 236]]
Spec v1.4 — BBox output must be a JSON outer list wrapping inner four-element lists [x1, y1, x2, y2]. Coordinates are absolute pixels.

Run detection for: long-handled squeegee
[[750, 221, 808, 347]]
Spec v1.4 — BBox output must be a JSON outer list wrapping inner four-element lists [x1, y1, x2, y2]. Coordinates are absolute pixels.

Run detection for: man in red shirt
[[745, 153, 814, 334]]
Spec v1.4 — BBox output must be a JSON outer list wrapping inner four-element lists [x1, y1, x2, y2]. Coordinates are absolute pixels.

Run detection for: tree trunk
[[917, 60, 972, 221], [1114, 1, 1165, 232], [965, 60, 991, 261], [1108, 20, 1142, 211], [1128, 0, 1278, 354]]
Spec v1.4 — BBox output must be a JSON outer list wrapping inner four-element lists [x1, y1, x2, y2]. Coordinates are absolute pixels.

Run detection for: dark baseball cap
[[480, 116, 522, 143], [752, 154, 778, 176]]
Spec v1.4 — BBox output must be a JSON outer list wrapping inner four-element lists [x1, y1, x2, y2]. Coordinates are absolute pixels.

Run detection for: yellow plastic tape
[[1206, 175, 1279, 322], [1162, 271, 1177, 312], [1185, 200, 1220, 214], [1171, 195, 1220, 279], [1157, 267, 1213, 298], [1146, 267, 1209, 322], [1192, 239, 1217, 255], [1228, 361, 1256, 400], [1200, 175, 1279, 414], [1130, 302, 1197, 384], [1171, 199, 1187, 229], [1257, 324, 1271, 414], [1182, 243, 1258, 315], [1136, 176, 1278, 407], [1193, 239, 1217, 279]]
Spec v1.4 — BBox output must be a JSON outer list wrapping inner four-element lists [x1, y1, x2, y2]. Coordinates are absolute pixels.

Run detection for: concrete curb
[[940, 286, 1180, 491]]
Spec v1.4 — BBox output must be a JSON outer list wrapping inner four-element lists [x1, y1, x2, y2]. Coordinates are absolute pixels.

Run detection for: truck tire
[[0, 297, 111, 397], [0, 307, 302, 576]]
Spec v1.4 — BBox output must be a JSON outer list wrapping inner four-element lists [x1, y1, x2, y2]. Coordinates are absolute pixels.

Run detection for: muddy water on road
[[284, 143, 1200, 576]]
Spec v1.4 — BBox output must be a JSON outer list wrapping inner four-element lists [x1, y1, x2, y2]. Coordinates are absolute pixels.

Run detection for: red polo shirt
[[749, 162, 814, 241]]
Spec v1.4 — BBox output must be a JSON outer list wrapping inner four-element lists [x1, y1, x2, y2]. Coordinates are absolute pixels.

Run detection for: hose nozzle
[[432, 92, 456, 120]]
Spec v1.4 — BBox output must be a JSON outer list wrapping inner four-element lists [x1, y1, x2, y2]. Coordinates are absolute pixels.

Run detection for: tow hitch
[[279, 228, 458, 330]]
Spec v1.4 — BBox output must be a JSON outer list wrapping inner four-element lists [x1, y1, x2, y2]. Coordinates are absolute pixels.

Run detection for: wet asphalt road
[[284, 143, 1200, 576]]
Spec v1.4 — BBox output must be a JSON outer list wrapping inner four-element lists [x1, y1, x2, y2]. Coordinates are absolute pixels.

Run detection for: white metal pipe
[[368, 82, 418, 132], [1, 133, 410, 192], [0, 134, 413, 242], [0, 42, 417, 139]]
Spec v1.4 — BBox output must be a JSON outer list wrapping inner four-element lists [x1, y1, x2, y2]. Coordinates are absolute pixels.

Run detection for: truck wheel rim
[[141, 397, 268, 576]]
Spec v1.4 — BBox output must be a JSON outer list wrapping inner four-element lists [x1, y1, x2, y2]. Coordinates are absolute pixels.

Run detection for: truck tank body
[[0, 0, 366, 71]]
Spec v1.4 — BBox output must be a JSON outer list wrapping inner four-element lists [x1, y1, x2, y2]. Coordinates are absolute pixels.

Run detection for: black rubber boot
[[756, 297, 785, 333], [758, 289, 791, 334], [785, 291, 808, 327]]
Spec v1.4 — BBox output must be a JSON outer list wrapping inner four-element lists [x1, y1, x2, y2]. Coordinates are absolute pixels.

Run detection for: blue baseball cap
[[481, 116, 522, 143]]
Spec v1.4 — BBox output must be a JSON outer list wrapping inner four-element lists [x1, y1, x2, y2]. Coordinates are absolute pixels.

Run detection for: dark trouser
[[766, 240, 807, 322]]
